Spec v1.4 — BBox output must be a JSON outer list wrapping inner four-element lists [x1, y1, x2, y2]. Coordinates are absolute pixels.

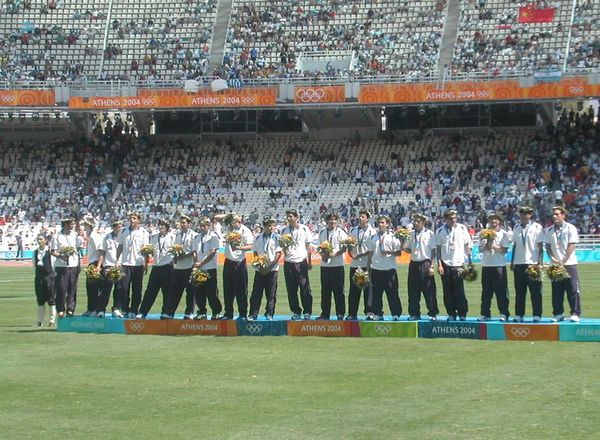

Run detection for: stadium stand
[[567, 0, 599, 70]]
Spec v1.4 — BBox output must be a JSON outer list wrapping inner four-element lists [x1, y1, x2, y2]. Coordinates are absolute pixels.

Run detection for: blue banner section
[[237, 320, 288, 336], [485, 322, 506, 340], [57, 317, 125, 334], [559, 324, 600, 342], [0, 250, 34, 260], [418, 321, 485, 339]]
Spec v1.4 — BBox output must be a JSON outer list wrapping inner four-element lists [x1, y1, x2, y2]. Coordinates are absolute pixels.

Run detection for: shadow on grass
[[7, 328, 57, 333]]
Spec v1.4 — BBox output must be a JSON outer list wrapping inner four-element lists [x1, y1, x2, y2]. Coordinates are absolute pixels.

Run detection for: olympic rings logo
[[372, 324, 391, 335], [296, 88, 326, 103], [510, 327, 530, 338], [129, 322, 145, 332], [246, 323, 264, 334]]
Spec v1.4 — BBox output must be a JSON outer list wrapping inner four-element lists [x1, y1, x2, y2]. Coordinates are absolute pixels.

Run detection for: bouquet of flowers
[[480, 229, 496, 247], [546, 264, 570, 282], [105, 266, 124, 282], [459, 263, 478, 282], [352, 268, 370, 289], [224, 231, 243, 248], [317, 241, 333, 261], [168, 244, 186, 258], [394, 227, 411, 242], [59, 245, 76, 257], [340, 236, 358, 251], [140, 244, 156, 258], [190, 268, 210, 286], [278, 234, 295, 252], [251, 255, 270, 271], [525, 264, 543, 282], [84, 265, 102, 281]]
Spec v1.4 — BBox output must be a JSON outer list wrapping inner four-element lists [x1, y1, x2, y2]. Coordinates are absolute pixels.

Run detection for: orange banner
[[294, 85, 345, 104], [504, 324, 558, 341], [0, 90, 55, 107], [167, 319, 232, 336], [359, 77, 600, 104], [124, 319, 169, 335], [287, 320, 355, 337], [68, 87, 277, 109]]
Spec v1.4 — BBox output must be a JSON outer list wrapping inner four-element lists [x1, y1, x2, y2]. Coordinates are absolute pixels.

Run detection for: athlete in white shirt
[[435, 209, 472, 320], [405, 214, 438, 320], [346, 210, 376, 320], [97, 220, 123, 317], [316, 213, 347, 320], [544, 206, 582, 322], [81, 216, 104, 317], [366, 216, 403, 320], [510, 206, 543, 322], [192, 217, 223, 320], [249, 218, 282, 320], [478, 213, 510, 321], [50, 217, 83, 317]]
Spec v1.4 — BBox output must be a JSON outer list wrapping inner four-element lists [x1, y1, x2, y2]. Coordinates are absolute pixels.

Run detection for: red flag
[[518, 5, 556, 23]]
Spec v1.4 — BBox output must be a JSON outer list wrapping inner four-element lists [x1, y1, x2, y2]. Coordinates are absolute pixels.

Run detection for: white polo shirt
[[544, 222, 579, 266], [86, 229, 104, 264], [512, 221, 544, 265], [480, 228, 510, 267], [280, 223, 312, 263], [224, 224, 253, 262], [195, 231, 220, 270], [98, 232, 120, 267], [368, 231, 400, 271], [150, 232, 175, 266], [409, 228, 436, 262], [118, 226, 150, 266], [349, 224, 377, 268], [318, 226, 347, 268], [436, 223, 472, 267], [173, 228, 198, 270], [50, 231, 82, 268], [252, 232, 282, 272]]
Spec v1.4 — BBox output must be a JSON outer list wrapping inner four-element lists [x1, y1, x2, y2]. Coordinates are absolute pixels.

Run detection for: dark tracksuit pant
[[284, 261, 312, 316], [85, 262, 102, 313], [98, 266, 121, 313], [223, 259, 248, 318], [191, 268, 222, 316], [371, 268, 402, 318], [441, 262, 468, 318], [139, 264, 172, 316], [249, 270, 278, 317], [480, 266, 510, 318], [54, 266, 79, 314], [319, 266, 345, 318], [166, 267, 195, 316], [551, 265, 581, 317], [347, 266, 371, 317], [120, 265, 144, 314], [408, 259, 438, 318], [35, 267, 55, 306], [513, 264, 542, 318]]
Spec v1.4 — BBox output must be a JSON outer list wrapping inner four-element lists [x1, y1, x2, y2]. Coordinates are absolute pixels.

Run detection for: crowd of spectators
[[1, 107, 599, 253], [566, 0, 599, 70]]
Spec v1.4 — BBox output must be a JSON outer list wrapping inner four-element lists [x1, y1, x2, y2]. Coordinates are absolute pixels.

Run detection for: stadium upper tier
[[0, 0, 597, 83]]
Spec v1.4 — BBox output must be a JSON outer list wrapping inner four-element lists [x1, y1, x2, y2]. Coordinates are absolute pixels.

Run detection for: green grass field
[[1, 264, 599, 439]]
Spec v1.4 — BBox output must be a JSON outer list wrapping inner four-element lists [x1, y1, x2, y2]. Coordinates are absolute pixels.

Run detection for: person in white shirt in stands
[[346, 209, 376, 320], [365, 215, 403, 321], [544, 206, 582, 322], [510, 206, 544, 322], [280, 209, 313, 320], [436, 209, 473, 321], [81, 215, 104, 317], [163, 214, 198, 319], [33, 234, 56, 326], [50, 217, 83, 318], [404, 213, 439, 321], [248, 218, 282, 320], [316, 213, 348, 320], [96, 220, 123, 317], [137, 218, 174, 318], [192, 217, 222, 320], [221, 214, 254, 320], [116, 211, 150, 318], [478, 212, 510, 322]]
